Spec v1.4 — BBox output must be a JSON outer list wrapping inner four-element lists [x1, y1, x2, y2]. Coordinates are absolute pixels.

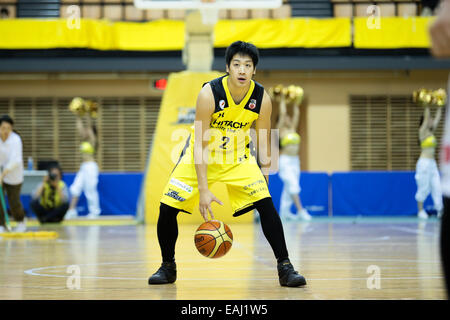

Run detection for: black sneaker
[[148, 262, 177, 284], [277, 259, 306, 287]]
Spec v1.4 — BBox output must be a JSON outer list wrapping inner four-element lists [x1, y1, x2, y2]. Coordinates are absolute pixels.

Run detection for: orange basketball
[[194, 220, 233, 258]]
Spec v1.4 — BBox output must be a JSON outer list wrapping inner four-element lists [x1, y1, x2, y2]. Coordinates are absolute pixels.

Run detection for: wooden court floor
[[0, 217, 447, 300]]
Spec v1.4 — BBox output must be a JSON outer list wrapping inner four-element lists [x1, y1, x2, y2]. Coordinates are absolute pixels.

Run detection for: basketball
[[194, 220, 233, 258]]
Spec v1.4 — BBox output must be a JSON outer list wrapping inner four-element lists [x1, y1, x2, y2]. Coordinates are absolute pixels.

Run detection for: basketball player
[[148, 41, 306, 287], [276, 86, 312, 221], [415, 104, 443, 219], [65, 114, 101, 219], [431, 0, 450, 297]]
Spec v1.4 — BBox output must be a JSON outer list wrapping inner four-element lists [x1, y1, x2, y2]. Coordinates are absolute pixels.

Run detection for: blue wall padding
[[331, 171, 436, 216], [269, 172, 330, 216], [21, 172, 143, 217], [12, 171, 439, 217]]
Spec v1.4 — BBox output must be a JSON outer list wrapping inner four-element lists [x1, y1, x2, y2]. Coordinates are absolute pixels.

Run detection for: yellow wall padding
[[113, 20, 185, 51], [144, 71, 255, 224], [214, 17, 351, 48], [353, 17, 434, 49], [0, 17, 436, 50], [0, 17, 351, 50], [0, 19, 113, 49]]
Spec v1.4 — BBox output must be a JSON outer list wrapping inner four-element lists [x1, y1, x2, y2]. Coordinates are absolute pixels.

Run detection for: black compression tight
[[157, 203, 179, 263], [156, 198, 289, 264], [254, 197, 289, 263]]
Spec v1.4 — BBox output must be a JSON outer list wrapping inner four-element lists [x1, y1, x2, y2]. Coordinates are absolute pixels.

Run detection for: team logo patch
[[170, 178, 193, 193], [219, 100, 226, 110], [248, 99, 257, 110], [165, 189, 186, 202]]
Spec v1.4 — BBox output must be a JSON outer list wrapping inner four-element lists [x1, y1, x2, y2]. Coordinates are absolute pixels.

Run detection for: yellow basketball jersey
[[161, 75, 271, 216], [179, 75, 265, 166]]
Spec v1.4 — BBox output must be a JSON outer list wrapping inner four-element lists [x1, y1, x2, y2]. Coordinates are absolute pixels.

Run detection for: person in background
[[31, 164, 69, 223], [415, 104, 443, 219], [429, 0, 450, 298], [275, 85, 311, 221], [0, 115, 26, 233], [0, 7, 9, 19], [65, 113, 101, 219]]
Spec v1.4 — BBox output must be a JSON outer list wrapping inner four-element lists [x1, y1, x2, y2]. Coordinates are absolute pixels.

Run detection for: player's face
[[226, 54, 256, 87], [0, 121, 12, 141]]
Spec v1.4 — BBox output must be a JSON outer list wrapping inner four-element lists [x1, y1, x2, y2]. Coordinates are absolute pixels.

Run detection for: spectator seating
[[0, 0, 426, 21]]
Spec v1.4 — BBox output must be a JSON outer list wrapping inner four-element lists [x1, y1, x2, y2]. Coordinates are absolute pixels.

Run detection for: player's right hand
[[199, 189, 223, 221]]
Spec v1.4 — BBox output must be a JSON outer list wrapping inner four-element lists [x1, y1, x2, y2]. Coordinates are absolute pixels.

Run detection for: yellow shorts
[[160, 155, 271, 217]]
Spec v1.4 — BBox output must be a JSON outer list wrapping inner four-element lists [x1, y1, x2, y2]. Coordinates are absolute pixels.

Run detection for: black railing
[[17, 0, 60, 18]]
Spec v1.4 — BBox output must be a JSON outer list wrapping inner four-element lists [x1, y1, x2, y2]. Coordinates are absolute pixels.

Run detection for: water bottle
[[27, 157, 33, 171]]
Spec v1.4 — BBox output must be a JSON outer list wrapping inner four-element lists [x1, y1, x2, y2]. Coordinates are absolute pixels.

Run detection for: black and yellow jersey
[[180, 75, 265, 165], [162, 75, 271, 216]]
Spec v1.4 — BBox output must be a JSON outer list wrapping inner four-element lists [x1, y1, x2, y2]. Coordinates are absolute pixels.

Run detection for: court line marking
[[24, 260, 444, 281], [21, 273, 445, 282], [387, 226, 438, 237]]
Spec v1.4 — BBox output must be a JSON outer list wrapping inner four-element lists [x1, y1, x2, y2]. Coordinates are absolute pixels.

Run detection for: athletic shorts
[[160, 154, 271, 217]]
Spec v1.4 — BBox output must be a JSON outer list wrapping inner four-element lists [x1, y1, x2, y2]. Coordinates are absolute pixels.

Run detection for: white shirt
[[0, 131, 24, 185], [440, 76, 450, 196]]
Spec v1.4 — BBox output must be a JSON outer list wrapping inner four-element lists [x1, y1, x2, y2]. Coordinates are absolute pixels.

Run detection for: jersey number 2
[[220, 136, 230, 149]]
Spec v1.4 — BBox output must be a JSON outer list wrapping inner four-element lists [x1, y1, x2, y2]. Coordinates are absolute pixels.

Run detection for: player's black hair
[[225, 41, 259, 67], [0, 114, 13, 126]]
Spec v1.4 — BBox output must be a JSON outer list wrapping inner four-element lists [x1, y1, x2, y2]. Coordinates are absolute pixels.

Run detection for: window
[[0, 97, 161, 172], [350, 94, 444, 170]]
